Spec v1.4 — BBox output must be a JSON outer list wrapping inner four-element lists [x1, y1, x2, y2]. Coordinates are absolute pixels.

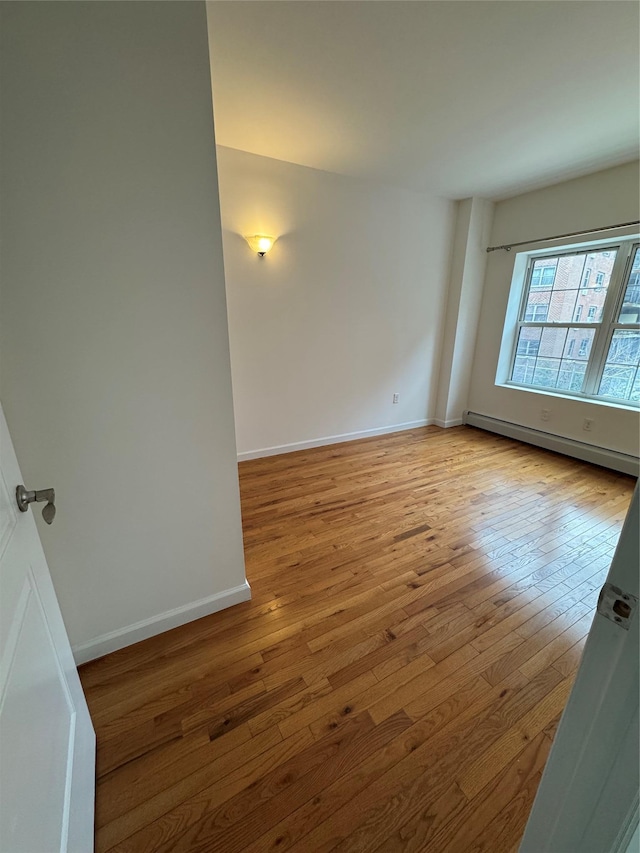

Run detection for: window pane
[[563, 327, 594, 360], [555, 250, 616, 293], [574, 289, 605, 323], [599, 365, 637, 400], [511, 327, 594, 392], [533, 328, 593, 392], [597, 330, 640, 401], [618, 247, 640, 324], [513, 355, 537, 385], [548, 290, 579, 322], [524, 303, 549, 322], [539, 327, 567, 357], [557, 360, 587, 392], [606, 329, 640, 365], [524, 288, 551, 321], [530, 260, 556, 289], [532, 357, 560, 389], [516, 326, 542, 356], [511, 327, 541, 384], [523, 250, 616, 328], [577, 328, 595, 360]]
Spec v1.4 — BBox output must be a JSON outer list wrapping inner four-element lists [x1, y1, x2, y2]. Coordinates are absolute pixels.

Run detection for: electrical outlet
[[583, 418, 594, 431], [392, 393, 399, 404], [541, 409, 550, 422]]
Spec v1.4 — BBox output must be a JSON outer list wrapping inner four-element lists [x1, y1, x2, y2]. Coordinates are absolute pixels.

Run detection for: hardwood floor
[[80, 425, 636, 852]]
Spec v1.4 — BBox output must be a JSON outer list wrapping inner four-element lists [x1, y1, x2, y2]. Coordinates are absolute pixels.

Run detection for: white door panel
[[0, 406, 95, 852]]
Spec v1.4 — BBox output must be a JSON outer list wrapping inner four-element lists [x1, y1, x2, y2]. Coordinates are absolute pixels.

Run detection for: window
[[507, 240, 640, 404], [622, 261, 640, 323], [524, 304, 549, 322], [531, 265, 556, 288], [598, 246, 640, 400], [517, 339, 540, 356]]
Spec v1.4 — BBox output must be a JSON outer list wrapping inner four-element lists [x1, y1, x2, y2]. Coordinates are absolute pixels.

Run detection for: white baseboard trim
[[72, 580, 252, 665], [464, 412, 639, 477], [433, 418, 464, 428], [237, 420, 434, 461]]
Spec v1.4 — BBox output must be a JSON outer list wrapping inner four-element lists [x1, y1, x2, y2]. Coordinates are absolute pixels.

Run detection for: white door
[[0, 406, 95, 852], [520, 484, 639, 853]]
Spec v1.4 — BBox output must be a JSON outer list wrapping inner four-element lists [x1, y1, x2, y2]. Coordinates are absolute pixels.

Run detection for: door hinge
[[597, 582, 638, 630]]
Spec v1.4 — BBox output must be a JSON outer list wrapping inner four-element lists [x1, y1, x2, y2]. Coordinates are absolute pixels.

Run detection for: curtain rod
[[486, 220, 640, 253]]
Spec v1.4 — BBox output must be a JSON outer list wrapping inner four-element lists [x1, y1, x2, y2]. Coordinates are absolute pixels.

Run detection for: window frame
[[505, 238, 640, 406]]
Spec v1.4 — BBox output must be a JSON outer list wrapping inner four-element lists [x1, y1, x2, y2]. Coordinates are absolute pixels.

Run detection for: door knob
[[16, 485, 56, 525]]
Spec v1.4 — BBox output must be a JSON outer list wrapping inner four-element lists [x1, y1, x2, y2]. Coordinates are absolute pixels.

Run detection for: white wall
[[0, 2, 248, 660], [435, 197, 494, 427], [215, 146, 455, 458], [468, 161, 640, 457]]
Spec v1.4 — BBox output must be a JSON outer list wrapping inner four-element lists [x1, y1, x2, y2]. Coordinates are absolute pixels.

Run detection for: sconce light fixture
[[244, 234, 277, 257]]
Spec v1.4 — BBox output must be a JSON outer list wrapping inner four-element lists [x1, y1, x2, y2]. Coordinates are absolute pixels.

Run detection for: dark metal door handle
[[16, 485, 56, 524]]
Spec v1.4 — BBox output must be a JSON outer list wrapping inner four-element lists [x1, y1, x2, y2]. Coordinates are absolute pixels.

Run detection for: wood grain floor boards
[[79, 425, 635, 852], [553, 633, 589, 678], [153, 711, 411, 853], [432, 731, 552, 853], [457, 674, 572, 799], [99, 727, 311, 851], [281, 670, 531, 853]]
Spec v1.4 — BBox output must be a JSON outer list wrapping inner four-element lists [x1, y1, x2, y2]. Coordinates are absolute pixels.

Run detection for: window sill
[[497, 381, 639, 412]]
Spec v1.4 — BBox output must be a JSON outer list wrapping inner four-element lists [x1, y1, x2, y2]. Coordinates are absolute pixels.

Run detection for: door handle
[[16, 485, 56, 524]]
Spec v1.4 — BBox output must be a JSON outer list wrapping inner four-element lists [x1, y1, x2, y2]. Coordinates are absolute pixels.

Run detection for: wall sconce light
[[244, 235, 277, 257]]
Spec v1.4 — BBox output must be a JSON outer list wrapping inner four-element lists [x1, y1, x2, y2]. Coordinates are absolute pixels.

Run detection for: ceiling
[[206, 1, 640, 201]]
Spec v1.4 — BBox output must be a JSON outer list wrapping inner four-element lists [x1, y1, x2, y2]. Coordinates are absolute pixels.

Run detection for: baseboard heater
[[464, 412, 639, 478]]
